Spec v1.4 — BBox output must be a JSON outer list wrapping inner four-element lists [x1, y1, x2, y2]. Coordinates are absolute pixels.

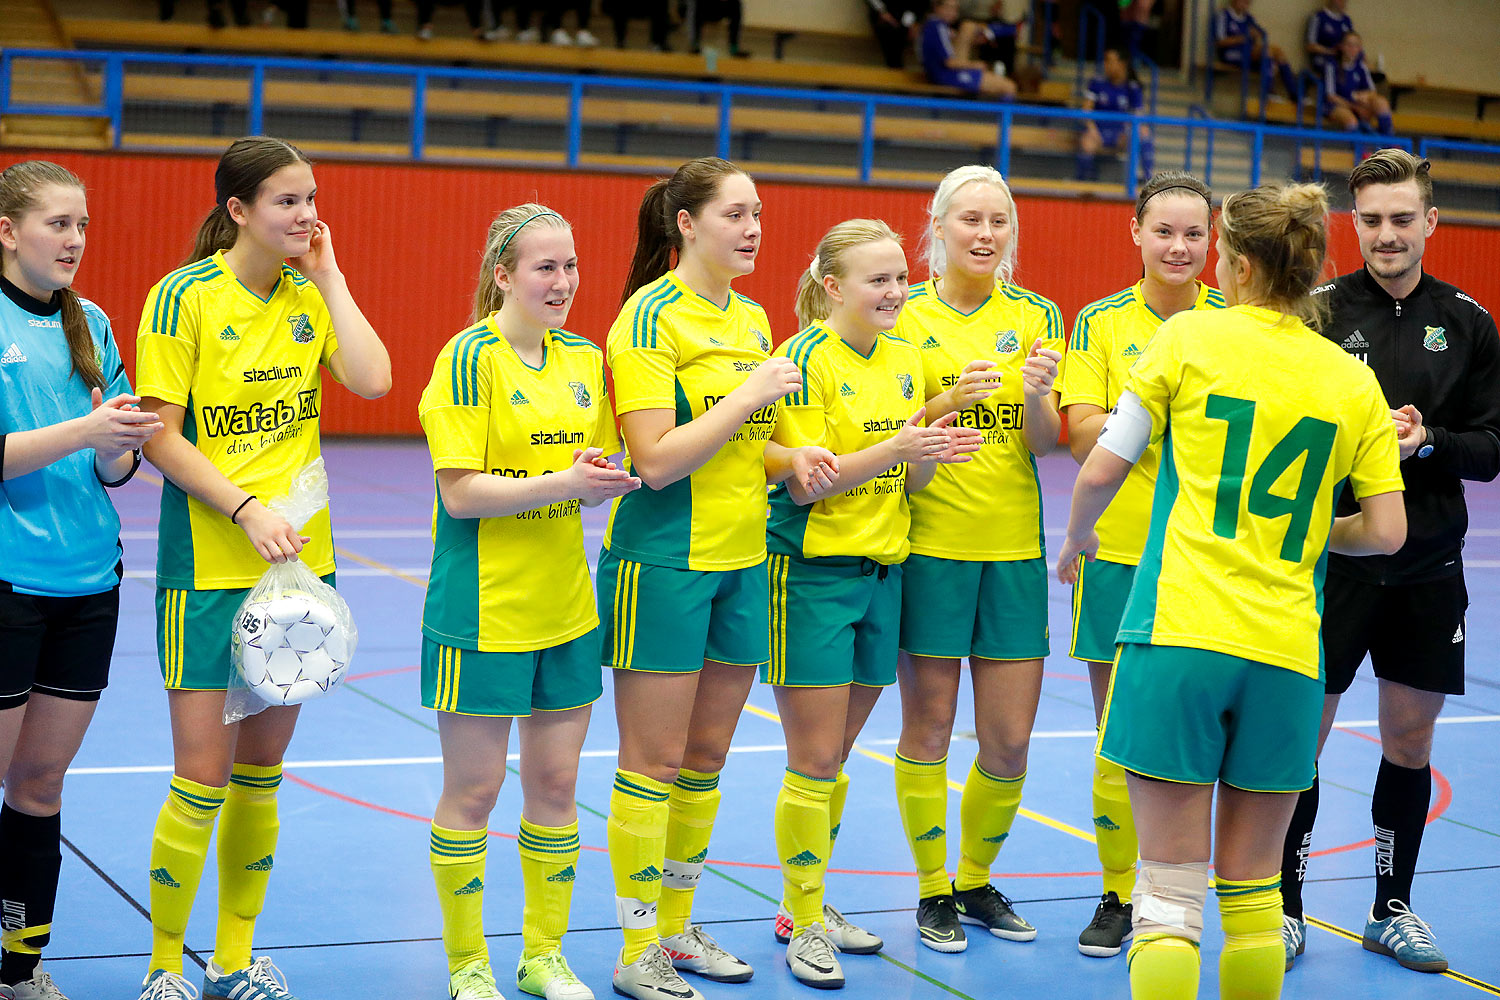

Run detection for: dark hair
[[189, 136, 312, 264], [1349, 147, 1434, 213], [1218, 181, 1330, 328], [1135, 170, 1213, 222], [620, 157, 747, 305], [0, 161, 104, 389]]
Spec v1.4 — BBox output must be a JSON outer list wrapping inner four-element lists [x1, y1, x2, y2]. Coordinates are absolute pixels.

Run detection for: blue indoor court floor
[[54, 440, 1500, 999]]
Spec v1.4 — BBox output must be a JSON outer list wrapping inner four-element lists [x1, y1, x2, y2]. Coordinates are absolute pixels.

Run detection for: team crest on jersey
[[287, 313, 314, 344], [897, 372, 914, 400], [751, 328, 770, 352], [219, 325, 239, 342], [995, 330, 1020, 354], [568, 380, 592, 407], [1424, 326, 1448, 352]]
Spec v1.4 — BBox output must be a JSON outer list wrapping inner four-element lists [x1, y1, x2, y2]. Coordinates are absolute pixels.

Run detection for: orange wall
[[17, 149, 1500, 435]]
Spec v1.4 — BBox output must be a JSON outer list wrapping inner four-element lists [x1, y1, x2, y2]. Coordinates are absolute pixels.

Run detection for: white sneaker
[[773, 902, 882, 954], [450, 958, 505, 999], [416, 24, 434, 39], [12, 967, 67, 1000], [516, 951, 592, 1000], [785, 924, 844, 990], [575, 29, 600, 47], [549, 28, 574, 45], [486, 25, 511, 40], [659, 924, 752, 983], [612, 943, 702, 1000], [517, 27, 541, 43], [139, 971, 198, 1000]]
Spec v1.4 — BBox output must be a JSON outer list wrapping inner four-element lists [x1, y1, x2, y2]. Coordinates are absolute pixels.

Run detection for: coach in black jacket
[[1279, 149, 1500, 976]]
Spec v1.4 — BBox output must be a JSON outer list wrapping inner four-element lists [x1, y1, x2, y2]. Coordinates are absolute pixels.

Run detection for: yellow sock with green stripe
[[148, 775, 226, 975], [430, 823, 490, 973], [894, 754, 950, 898], [658, 768, 720, 938], [1216, 875, 1285, 1000], [213, 762, 282, 973], [608, 770, 670, 964], [519, 818, 581, 959], [775, 769, 834, 933], [1127, 933, 1201, 999], [1092, 753, 1138, 901], [828, 767, 850, 850], [954, 762, 1024, 891]]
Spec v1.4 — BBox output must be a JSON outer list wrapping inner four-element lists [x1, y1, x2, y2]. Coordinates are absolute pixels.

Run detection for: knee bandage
[[1133, 860, 1210, 943]]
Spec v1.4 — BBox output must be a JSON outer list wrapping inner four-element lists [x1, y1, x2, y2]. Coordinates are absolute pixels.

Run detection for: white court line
[[122, 567, 431, 580]]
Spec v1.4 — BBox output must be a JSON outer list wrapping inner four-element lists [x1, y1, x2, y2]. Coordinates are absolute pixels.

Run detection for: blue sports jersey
[[1214, 7, 1260, 64], [1306, 8, 1353, 71], [921, 17, 981, 91], [0, 277, 132, 597], [1324, 55, 1374, 101], [1086, 76, 1143, 116]]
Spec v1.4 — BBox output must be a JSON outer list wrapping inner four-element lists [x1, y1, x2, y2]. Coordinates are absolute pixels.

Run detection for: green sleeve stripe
[[643, 287, 681, 348], [786, 327, 825, 407], [629, 277, 673, 348], [150, 260, 215, 334], [450, 327, 494, 406], [152, 260, 219, 336]]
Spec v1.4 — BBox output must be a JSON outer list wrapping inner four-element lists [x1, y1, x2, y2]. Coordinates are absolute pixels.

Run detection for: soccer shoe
[[659, 924, 753, 983], [202, 957, 299, 1000], [1282, 914, 1306, 972], [0, 986, 13, 1000], [952, 882, 1037, 941], [450, 959, 505, 1000], [773, 902, 882, 954], [612, 943, 703, 1000], [1077, 891, 1133, 958], [139, 970, 199, 1000], [915, 894, 967, 953], [784, 924, 845, 990], [1363, 900, 1449, 973], [518, 951, 593, 1000]]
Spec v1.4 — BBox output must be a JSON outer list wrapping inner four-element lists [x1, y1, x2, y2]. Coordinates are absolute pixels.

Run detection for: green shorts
[[763, 553, 902, 688], [899, 554, 1049, 661], [1069, 557, 1137, 664], [421, 630, 603, 716], [1098, 642, 1323, 792], [596, 548, 769, 673], [157, 574, 336, 691]]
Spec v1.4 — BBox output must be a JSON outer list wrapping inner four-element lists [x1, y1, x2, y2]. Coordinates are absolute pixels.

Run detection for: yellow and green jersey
[[135, 251, 339, 590], [1120, 304, 1404, 678], [418, 321, 619, 653], [1058, 280, 1225, 564], [767, 324, 926, 564], [895, 280, 1065, 561], [603, 271, 777, 571]]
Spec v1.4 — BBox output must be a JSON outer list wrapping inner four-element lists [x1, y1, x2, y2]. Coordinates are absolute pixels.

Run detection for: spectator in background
[[1214, 0, 1299, 101], [542, 1, 601, 45], [1305, 0, 1353, 76], [1078, 48, 1152, 180], [261, 0, 310, 28], [682, 0, 749, 57], [963, 0, 1022, 77], [338, 0, 396, 32], [606, 0, 672, 50], [159, 0, 250, 28], [1324, 32, 1392, 134], [867, 0, 927, 70], [415, 0, 495, 40], [921, 0, 1017, 97], [1118, 0, 1154, 62]]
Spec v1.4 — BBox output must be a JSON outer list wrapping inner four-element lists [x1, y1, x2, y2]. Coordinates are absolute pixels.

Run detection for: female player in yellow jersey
[[889, 164, 1064, 953], [766, 220, 981, 989], [1056, 182, 1407, 1000], [1056, 170, 1223, 959], [597, 157, 834, 1000], [133, 137, 391, 1000], [418, 204, 640, 1000]]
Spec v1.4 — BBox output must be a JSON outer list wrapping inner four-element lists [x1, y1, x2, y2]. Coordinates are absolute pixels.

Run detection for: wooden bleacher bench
[[1384, 80, 1500, 120], [1248, 97, 1500, 145], [1298, 147, 1500, 186]]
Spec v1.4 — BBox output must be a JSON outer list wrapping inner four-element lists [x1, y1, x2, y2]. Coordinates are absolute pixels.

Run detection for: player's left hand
[[791, 445, 840, 499], [1056, 532, 1099, 584], [928, 410, 983, 464], [1021, 339, 1062, 398], [287, 220, 340, 284], [1393, 403, 1426, 460]]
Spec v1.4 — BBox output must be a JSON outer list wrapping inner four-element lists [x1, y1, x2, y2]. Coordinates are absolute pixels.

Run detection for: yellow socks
[[1216, 875, 1285, 1000], [828, 767, 850, 851], [894, 754, 950, 898], [519, 818, 581, 959], [1092, 753, 1138, 901], [608, 770, 670, 964], [213, 762, 282, 973], [658, 768, 720, 938], [775, 769, 834, 933], [955, 762, 1024, 891], [430, 823, 489, 973], [1127, 934, 1201, 1000], [148, 776, 226, 975]]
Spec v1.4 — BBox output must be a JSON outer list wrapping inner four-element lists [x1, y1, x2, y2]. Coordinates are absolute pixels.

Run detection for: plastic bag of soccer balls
[[227, 459, 359, 722]]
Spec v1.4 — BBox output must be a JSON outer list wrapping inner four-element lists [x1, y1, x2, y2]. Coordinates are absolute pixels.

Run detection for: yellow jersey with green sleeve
[[418, 321, 618, 653], [767, 324, 925, 564], [1118, 304, 1404, 678], [895, 280, 1065, 561], [603, 271, 777, 571], [134, 250, 339, 590], [1058, 280, 1225, 564]]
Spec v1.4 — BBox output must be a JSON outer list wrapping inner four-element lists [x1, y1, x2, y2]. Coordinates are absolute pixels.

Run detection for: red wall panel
[[12, 149, 1500, 435]]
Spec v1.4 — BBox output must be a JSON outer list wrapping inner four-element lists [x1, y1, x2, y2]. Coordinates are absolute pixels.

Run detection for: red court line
[[345, 664, 420, 682], [1309, 726, 1453, 859]]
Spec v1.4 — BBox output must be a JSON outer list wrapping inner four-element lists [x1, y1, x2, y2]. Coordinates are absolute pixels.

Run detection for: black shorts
[[1321, 572, 1466, 696], [0, 587, 119, 710]]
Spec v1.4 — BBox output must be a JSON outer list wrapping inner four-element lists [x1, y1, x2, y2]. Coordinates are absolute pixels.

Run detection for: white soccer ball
[[234, 589, 352, 706]]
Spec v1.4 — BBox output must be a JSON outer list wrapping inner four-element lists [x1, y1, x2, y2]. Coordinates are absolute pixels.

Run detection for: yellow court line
[[334, 545, 430, 588], [1305, 916, 1500, 995], [739, 702, 1097, 845]]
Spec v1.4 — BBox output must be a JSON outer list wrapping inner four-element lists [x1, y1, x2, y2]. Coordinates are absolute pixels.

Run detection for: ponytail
[[58, 288, 104, 390], [187, 204, 239, 265]]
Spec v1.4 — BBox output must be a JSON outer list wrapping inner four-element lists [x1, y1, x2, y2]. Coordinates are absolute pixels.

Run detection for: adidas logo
[[511, 390, 530, 406], [708, 336, 724, 346], [1122, 343, 1141, 358], [149, 867, 181, 888], [840, 382, 855, 397], [914, 825, 944, 842], [629, 865, 661, 883], [829, 823, 841, 842], [454, 877, 484, 895], [1341, 330, 1370, 350], [546, 865, 576, 883], [785, 849, 821, 867], [0, 343, 27, 365], [921, 336, 940, 350], [686, 848, 708, 864], [1453, 623, 1465, 644], [982, 833, 1009, 844], [244, 854, 274, 871], [1093, 815, 1121, 832], [219, 325, 239, 341]]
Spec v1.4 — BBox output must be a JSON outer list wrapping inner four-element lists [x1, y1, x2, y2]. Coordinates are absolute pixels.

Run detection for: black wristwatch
[[1416, 427, 1434, 459]]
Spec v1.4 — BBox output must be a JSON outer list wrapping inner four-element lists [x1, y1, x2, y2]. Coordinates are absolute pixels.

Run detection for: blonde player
[[765, 220, 981, 989], [418, 205, 640, 1000], [1056, 181, 1406, 1000], [597, 157, 833, 1000], [1057, 170, 1223, 959], [890, 165, 1064, 953], [134, 137, 391, 1000]]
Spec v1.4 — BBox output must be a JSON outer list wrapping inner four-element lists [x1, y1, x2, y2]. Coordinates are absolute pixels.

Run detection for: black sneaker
[[1078, 891, 1133, 957], [915, 894, 968, 953], [952, 882, 1037, 941]]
